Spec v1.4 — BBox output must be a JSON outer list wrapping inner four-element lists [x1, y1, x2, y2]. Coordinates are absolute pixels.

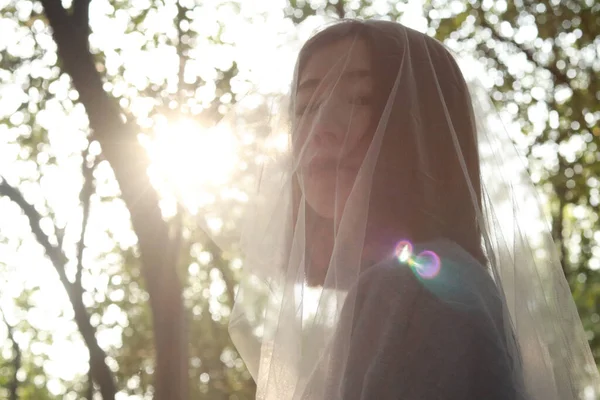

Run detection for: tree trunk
[[39, 1, 189, 398]]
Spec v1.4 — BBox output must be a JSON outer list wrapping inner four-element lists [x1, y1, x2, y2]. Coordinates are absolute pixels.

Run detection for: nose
[[294, 100, 349, 163], [309, 122, 347, 158], [309, 96, 350, 145]]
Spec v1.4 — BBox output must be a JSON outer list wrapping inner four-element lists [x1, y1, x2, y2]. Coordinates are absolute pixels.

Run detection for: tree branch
[[197, 227, 235, 308], [477, 14, 570, 86], [75, 148, 95, 290], [72, 0, 91, 28], [169, 205, 184, 270], [86, 362, 94, 400], [1, 308, 20, 400], [0, 178, 117, 400], [333, 0, 345, 19], [39, 0, 71, 41], [0, 179, 71, 289], [72, 0, 91, 52], [176, 2, 187, 106]]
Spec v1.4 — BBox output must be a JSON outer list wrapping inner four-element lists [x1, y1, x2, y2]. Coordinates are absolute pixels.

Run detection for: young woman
[[228, 20, 599, 400]]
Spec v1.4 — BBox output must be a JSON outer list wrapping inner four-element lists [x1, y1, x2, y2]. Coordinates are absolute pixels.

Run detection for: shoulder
[[354, 239, 505, 333], [358, 239, 497, 297], [339, 240, 522, 400]]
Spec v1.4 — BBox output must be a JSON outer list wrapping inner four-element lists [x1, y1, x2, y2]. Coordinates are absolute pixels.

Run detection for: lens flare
[[395, 240, 413, 263], [394, 240, 440, 279], [413, 250, 441, 279]]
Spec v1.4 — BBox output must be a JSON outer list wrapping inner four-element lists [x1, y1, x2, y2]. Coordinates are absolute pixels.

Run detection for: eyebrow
[[297, 69, 371, 92]]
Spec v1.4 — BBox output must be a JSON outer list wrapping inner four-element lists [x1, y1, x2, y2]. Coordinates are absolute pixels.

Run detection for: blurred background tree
[[0, 0, 258, 398], [423, 0, 600, 362], [0, 0, 598, 399]]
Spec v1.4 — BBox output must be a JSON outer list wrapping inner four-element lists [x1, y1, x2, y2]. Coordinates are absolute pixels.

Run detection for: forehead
[[299, 38, 371, 84]]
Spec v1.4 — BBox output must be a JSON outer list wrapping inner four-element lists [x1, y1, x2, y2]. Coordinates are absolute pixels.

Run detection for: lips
[[300, 147, 354, 165], [310, 159, 340, 170], [296, 143, 363, 175]]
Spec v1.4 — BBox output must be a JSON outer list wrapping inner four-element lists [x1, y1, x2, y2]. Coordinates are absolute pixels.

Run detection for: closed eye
[[296, 100, 322, 116], [295, 93, 372, 116]]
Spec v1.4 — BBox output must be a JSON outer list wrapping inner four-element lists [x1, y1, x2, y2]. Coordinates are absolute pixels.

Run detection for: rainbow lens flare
[[395, 240, 413, 263], [412, 250, 441, 279], [394, 240, 441, 279]]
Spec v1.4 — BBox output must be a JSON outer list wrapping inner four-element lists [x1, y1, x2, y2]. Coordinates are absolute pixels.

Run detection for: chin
[[305, 262, 359, 290], [305, 263, 327, 287], [306, 199, 336, 219]]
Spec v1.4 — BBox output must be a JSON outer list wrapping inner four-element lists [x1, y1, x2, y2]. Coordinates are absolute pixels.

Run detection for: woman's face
[[294, 38, 374, 221]]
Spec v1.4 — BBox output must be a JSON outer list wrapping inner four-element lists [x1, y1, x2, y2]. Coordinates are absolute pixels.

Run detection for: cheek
[[342, 110, 373, 150], [291, 108, 374, 175], [293, 111, 373, 154], [292, 122, 314, 159]]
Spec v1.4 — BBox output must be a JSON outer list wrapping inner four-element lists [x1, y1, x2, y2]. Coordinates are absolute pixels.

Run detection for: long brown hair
[[293, 20, 485, 285]]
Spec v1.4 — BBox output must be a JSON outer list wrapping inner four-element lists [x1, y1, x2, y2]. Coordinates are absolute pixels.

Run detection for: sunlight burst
[[145, 117, 239, 213]]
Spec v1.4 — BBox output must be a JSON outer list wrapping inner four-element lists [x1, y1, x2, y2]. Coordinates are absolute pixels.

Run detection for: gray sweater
[[329, 240, 526, 400]]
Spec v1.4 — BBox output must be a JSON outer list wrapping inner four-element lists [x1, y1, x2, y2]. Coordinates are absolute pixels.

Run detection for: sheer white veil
[[223, 20, 600, 400]]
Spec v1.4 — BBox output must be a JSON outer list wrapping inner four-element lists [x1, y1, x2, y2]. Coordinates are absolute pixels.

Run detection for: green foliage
[[1, 0, 257, 398], [426, 0, 600, 365]]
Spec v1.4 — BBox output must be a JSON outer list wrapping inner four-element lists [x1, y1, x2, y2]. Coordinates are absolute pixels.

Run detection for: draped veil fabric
[[224, 20, 600, 400]]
